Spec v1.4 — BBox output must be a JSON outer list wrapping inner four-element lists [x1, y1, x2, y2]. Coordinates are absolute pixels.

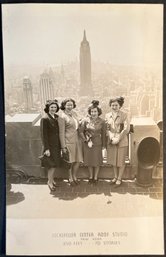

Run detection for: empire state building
[[79, 30, 93, 96]]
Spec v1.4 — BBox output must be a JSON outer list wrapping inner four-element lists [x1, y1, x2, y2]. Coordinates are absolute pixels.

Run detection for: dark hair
[[44, 99, 59, 113], [109, 96, 124, 107], [60, 98, 76, 110], [88, 100, 102, 116]]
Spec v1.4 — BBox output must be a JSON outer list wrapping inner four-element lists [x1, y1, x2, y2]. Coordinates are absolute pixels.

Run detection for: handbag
[[38, 154, 55, 168], [119, 123, 124, 132], [61, 148, 71, 170]]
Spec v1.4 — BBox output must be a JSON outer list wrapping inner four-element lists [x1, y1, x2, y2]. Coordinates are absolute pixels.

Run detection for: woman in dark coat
[[79, 100, 106, 183], [40, 100, 61, 193]]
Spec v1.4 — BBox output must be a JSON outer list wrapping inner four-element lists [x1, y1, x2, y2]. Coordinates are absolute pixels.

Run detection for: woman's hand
[[108, 131, 114, 141], [62, 147, 67, 154], [87, 140, 93, 148], [111, 137, 119, 145], [44, 149, 50, 156]]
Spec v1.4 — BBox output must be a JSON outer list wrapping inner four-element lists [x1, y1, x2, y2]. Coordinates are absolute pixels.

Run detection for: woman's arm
[[118, 112, 130, 142], [40, 118, 50, 152], [101, 120, 107, 148], [58, 116, 66, 149], [105, 114, 114, 142], [78, 119, 87, 142]]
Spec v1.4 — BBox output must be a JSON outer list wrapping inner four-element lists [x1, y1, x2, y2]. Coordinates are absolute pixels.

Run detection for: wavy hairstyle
[[109, 96, 124, 108], [88, 100, 102, 116], [60, 98, 76, 110], [44, 99, 59, 113]]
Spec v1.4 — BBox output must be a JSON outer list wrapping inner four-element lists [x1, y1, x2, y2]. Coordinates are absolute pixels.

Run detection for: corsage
[[85, 131, 93, 148]]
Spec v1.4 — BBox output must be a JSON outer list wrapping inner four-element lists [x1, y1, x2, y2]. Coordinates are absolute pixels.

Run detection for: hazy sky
[[2, 4, 163, 68]]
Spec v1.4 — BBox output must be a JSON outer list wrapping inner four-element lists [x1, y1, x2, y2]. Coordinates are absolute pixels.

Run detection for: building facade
[[39, 71, 54, 110], [23, 76, 33, 113], [79, 30, 93, 96]]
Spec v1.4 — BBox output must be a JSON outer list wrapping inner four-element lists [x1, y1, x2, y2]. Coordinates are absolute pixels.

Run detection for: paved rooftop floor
[[6, 179, 163, 219]]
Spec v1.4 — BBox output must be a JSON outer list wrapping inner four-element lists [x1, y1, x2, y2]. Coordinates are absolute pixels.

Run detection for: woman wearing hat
[[40, 100, 62, 193], [79, 100, 106, 184], [105, 97, 130, 187]]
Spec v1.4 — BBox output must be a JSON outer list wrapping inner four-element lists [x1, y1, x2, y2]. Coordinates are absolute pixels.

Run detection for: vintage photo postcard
[[2, 3, 164, 255]]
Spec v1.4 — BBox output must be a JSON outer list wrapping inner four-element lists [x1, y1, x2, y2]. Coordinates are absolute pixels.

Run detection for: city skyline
[[2, 4, 163, 123], [2, 4, 163, 69]]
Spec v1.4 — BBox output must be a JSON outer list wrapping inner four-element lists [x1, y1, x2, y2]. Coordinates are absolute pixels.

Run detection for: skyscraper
[[39, 71, 54, 110], [23, 76, 33, 112], [79, 30, 93, 96]]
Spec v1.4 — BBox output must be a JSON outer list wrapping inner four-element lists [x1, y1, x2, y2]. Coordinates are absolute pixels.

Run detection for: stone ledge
[[7, 162, 162, 181]]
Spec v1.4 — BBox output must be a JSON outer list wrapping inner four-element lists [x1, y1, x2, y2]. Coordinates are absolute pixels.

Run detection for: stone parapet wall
[[5, 114, 163, 180]]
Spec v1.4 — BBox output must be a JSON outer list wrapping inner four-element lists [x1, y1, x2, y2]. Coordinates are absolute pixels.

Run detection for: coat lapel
[[47, 113, 58, 127]]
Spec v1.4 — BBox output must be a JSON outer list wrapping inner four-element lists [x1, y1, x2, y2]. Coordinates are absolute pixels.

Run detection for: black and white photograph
[[2, 3, 164, 255]]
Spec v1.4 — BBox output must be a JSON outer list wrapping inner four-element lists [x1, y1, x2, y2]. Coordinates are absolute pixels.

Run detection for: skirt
[[107, 145, 127, 167], [66, 138, 83, 163], [83, 143, 103, 167]]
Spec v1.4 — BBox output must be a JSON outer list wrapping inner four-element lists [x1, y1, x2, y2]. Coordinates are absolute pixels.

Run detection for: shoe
[[53, 180, 57, 186], [68, 180, 75, 186], [88, 178, 94, 184], [93, 179, 98, 185], [110, 178, 117, 185], [73, 179, 80, 185], [53, 180, 60, 187], [114, 179, 122, 187], [47, 183, 56, 194]]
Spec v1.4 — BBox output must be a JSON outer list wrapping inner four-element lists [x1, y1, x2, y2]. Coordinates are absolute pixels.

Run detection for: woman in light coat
[[59, 98, 83, 186], [105, 97, 130, 186]]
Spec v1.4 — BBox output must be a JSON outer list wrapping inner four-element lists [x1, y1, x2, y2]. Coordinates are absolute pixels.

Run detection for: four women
[[40, 97, 130, 192]]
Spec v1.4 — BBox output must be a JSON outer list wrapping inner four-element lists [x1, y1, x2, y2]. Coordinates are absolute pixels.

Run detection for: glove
[[44, 149, 50, 156], [111, 137, 119, 145], [88, 140, 93, 148], [108, 131, 114, 141]]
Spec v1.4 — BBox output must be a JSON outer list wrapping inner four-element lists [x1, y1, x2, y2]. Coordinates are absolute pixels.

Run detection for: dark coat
[[79, 116, 106, 147], [40, 113, 61, 167]]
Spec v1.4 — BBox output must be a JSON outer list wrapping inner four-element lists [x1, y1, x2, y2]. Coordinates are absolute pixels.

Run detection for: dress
[[79, 116, 106, 167], [40, 113, 61, 168], [105, 110, 130, 167], [58, 111, 83, 163]]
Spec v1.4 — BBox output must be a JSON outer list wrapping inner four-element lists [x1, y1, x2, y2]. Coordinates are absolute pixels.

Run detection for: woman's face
[[110, 101, 120, 112], [49, 104, 57, 115], [90, 108, 99, 118], [65, 101, 74, 111]]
